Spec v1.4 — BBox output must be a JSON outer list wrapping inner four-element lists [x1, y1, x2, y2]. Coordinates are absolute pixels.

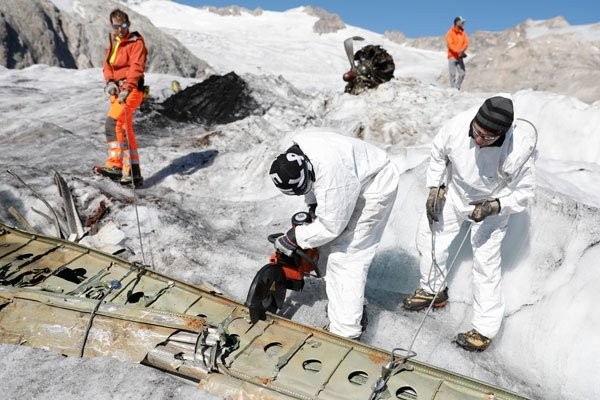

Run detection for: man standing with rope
[[403, 95, 536, 351], [94, 8, 147, 188]]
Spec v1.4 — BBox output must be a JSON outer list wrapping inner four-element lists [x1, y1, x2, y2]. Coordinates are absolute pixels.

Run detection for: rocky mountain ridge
[[1, 1, 598, 103], [0, 0, 211, 78], [386, 16, 600, 103]]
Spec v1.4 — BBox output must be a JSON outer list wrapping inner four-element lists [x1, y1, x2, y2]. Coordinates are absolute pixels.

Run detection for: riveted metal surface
[[0, 223, 531, 400]]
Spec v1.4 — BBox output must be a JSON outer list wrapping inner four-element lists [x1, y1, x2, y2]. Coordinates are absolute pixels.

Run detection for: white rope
[[403, 117, 538, 363], [122, 103, 147, 265]]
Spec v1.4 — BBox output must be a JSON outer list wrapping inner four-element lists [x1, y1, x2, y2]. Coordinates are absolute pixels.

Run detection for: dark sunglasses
[[471, 122, 500, 141], [112, 22, 129, 29]]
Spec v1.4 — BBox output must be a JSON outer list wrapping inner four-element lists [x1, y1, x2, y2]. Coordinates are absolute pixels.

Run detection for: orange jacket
[[103, 31, 147, 91], [445, 26, 468, 59]]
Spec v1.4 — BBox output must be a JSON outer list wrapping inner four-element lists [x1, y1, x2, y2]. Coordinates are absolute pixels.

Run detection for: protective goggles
[[471, 122, 501, 141], [111, 22, 130, 29]]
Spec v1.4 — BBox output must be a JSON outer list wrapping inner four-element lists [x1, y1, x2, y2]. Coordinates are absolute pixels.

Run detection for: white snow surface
[[525, 19, 600, 41], [1, 2, 600, 400], [48, 0, 75, 12], [128, 0, 445, 91]]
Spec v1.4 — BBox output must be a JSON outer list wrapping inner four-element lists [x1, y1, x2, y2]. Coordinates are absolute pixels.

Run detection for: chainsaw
[[245, 211, 321, 324]]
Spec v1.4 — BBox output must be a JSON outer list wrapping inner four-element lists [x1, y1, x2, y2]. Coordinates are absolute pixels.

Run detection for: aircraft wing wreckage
[[0, 222, 529, 400]]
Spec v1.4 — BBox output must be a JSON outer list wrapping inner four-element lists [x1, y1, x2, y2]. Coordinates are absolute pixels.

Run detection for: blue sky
[[177, 0, 600, 37]]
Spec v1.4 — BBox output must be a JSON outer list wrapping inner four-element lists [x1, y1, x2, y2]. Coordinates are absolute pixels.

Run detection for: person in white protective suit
[[268, 129, 399, 339], [403, 95, 535, 351]]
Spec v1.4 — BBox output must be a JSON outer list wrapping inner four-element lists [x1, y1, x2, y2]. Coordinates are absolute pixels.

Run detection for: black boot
[[93, 166, 122, 181], [120, 164, 143, 188]]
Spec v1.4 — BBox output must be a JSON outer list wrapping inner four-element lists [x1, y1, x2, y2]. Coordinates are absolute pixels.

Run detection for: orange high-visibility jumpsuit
[[102, 30, 147, 180]]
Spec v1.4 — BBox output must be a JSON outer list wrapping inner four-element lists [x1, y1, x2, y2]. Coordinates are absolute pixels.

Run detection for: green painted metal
[[0, 222, 530, 400]]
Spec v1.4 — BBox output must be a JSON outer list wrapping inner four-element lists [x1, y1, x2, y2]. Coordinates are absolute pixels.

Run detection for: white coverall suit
[[417, 104, 535, 339], [292, 130, 399, 338]]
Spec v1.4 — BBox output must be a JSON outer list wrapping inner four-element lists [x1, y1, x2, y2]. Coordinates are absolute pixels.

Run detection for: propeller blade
[[343, 36, 364, 69]]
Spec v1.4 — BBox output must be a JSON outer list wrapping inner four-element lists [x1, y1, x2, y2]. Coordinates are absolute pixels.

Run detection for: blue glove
[[118, 89, 130, 103], [274, 228, 298, 256], [105, 81, 118, 96], [469, 199, 500, 222]]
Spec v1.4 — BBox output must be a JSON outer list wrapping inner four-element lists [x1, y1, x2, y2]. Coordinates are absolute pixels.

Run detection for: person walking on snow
[[269, 129, 399, 339], [446, 16, 469, 90], [95, 9, 147, 188], [403, 95, 535, 351]]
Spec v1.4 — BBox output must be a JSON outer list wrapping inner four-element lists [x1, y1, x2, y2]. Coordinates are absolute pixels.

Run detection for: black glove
[[274, 228, 299, 257], [426, 186, 446, 225], [469, 199, 501, 222], [307, 203, 317, 220]]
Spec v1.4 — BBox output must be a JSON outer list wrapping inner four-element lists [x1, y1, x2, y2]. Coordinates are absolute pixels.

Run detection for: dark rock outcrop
[[0, 0, 75, 68], [0, 0, 212, 78], [304, 7, 345, 34]]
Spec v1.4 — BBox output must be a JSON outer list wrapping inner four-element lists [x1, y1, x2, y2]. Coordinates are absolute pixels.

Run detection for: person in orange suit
[[95, 8, 147, 188], [446, 16, 469, 90]]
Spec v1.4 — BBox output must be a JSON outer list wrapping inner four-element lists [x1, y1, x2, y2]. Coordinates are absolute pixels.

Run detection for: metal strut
[[369, 347, 416, 400], [79, 279, 122, 357], [194, 313, 241, 372], [7, 169, 64, 238]]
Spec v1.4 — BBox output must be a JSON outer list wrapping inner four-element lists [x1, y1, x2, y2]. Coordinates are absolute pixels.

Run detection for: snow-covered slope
[[127, 0, 445, 92]]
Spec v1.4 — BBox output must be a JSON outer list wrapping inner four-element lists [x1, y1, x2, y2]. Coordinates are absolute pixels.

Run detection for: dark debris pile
[[160, 72, 262, 125]]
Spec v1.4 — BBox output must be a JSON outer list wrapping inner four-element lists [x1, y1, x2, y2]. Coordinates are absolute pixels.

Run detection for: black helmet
[[269, 145, 314, 195]]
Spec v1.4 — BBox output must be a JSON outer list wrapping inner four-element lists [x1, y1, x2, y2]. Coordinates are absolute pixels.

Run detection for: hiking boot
[[120, 175, 144, 188], [403, 287, 448, 311], [454, 329, 492, 352], [93, 166, 122, 181]]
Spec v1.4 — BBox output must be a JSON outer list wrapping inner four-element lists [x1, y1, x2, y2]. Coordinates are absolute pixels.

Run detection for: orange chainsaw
[[245, 211, 321, 323]]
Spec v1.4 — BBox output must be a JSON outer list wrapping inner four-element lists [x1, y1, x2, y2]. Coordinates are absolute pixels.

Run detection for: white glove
[[105, 81, 118, 96], [118, 89, 130, 103]]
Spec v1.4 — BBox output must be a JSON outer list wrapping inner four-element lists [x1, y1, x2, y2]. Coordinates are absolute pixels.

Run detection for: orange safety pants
[[104, 88, 144, 177]]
